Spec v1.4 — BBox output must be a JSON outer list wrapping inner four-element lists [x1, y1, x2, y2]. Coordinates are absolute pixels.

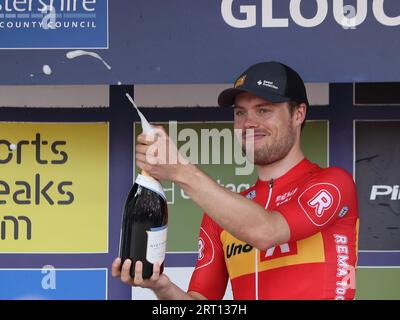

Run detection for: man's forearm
[[154, 282, 200, 300], [174, 164, 285, 250]]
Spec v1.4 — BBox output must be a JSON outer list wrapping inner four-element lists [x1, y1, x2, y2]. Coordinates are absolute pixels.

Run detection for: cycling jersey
[[188, 158, 359, 300]]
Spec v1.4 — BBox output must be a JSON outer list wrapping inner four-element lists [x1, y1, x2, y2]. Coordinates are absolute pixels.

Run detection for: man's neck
[[256, 147, 305, 181]]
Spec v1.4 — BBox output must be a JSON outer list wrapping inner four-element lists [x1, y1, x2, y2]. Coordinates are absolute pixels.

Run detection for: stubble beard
[[242, 125, 296, 165]]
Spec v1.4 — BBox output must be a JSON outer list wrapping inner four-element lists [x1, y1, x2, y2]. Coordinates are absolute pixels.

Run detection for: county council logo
[[0, 0, 108, 49]]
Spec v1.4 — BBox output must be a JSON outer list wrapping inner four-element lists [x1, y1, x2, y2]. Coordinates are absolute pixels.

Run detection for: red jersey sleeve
[[276, 167, 358, 242], [188, 213, 228, 300]]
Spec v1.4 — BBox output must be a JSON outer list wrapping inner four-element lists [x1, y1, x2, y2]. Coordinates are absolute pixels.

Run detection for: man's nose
[[243, 112, 259, 129]]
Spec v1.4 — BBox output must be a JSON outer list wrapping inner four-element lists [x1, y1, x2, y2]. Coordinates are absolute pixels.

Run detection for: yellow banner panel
[[0, 123, 108, 253]]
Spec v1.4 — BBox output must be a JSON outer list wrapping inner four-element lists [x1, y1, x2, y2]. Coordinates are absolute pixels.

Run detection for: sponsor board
[[0, 0, 108, 48], [0, 268, 107, 299], [355, 121, 400, 250], [0, 122, 109, 253]]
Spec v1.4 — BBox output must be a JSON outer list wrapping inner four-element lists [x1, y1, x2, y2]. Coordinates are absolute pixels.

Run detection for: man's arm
[[135, 129, 290, 251], [155, 284, 207, 300], [175, 164, 290, 251]]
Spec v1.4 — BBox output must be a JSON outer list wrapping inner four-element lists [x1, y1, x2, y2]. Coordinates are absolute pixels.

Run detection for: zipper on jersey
[[255, 178, 274, 300]]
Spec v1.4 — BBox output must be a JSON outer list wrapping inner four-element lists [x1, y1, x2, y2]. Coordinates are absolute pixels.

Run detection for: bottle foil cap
[[135, 174, 166, 200]]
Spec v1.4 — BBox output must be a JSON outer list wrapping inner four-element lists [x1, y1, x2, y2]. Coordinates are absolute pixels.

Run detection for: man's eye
[[235, 110, 245, 116], [259, 108, 270, 114]]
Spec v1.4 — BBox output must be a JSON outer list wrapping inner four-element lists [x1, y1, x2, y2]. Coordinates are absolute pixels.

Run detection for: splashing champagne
[[119, 94, 168, 278]]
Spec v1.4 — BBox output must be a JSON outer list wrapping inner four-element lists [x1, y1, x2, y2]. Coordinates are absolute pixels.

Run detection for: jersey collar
[[255, 158, 316, 189]]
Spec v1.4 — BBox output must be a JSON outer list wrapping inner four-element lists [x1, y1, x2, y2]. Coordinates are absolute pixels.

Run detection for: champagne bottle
[[120, 173, 168, 278], [119, 94, 169, 279]]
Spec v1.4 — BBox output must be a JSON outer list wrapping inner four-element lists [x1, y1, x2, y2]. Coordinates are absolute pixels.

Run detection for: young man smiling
[[112, 61, 359, 300]]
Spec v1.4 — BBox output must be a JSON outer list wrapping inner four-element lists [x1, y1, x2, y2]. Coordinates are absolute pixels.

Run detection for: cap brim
[[218, 87, 290, 107]]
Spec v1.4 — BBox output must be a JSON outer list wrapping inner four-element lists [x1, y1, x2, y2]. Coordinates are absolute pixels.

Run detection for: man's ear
[[295, 103, 307, 127]]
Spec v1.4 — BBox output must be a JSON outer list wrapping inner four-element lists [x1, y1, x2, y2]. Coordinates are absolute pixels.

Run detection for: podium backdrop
[[1, 0, 400, 300]]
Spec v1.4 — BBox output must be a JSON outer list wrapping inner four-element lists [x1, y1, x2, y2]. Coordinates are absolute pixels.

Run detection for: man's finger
[[135, 153, 147, 163], [133, 261, 144, 285], [147, 144, 159, 157], [121, 259, 133, 283], [150, 263, 161, 281], [146, 148, 159, 165], [136, 160, 145, 170], [135, 144, 150, 155], [137, 134, 156, 145], [111, 257, 122, 277], [152, 125, 165, 131]]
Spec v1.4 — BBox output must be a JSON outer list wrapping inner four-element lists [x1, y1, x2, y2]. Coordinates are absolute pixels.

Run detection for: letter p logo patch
[[298, 183, 341, 226]]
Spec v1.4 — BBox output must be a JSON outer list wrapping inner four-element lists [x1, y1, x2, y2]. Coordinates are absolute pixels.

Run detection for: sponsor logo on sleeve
[[333, 234, 356, 299], [194, 227, 214, 270], [298, 183, 341, 226], [338, 206, 349, 218], [198, 237, 205, 260]]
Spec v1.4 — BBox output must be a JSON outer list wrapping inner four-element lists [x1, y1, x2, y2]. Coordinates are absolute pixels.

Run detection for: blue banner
[[0, 0, 399, 84], [0, 268, 107, 300], [0, 0, 108, 49]]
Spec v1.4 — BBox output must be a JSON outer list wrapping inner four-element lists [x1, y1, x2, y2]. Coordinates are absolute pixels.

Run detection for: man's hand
[[112, 257, 204, 300], [111, 258, 171, 293], [135, 126, 190, 182]]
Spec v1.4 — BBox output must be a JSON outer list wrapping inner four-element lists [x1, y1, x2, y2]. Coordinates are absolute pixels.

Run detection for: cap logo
[[257, 80, 279, 90], [234, 75, 246, 88]]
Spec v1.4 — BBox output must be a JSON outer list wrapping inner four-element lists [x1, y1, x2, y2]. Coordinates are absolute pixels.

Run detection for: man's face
[[233, 92, 297, 165]]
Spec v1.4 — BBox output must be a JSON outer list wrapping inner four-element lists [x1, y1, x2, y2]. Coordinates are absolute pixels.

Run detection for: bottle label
[[135, 174, 166, 200], [146, 225, 168, 264]]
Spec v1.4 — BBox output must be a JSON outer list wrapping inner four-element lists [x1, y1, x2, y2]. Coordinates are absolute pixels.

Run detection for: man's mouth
[[242, 132, 267, 142]]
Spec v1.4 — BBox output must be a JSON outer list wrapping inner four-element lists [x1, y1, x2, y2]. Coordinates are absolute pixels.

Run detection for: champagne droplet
[[43, 65, 52, 75], [125, 93, 154, 135]]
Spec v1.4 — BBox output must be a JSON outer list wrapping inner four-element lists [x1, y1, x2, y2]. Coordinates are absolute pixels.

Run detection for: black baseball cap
[[218, 61, 309, 107]]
